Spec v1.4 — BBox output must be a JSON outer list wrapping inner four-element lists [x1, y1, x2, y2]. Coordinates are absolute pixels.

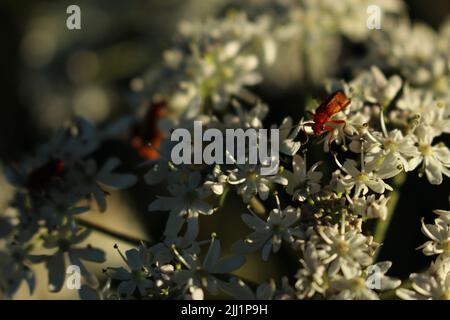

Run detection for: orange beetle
[[131, 100, 167, 160], [306, 90, 350, 137]]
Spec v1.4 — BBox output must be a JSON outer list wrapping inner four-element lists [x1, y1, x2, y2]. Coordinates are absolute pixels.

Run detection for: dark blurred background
[[0, 0, 449, 298]]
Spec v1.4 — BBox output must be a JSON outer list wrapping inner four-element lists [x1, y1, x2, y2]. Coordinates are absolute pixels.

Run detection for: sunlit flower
[[419, 212, 450, 256], [350, 194, 390, 220], [397, 255, 450, 300], [317, 224, 374, 278], [369, 129, 420, 172], [282, 154, 322, 201], [410, 125, 450, 185], [295, 243, 325, 299], [336, 157, 398, 197], [348, 66, 402, 108], [328, 262, 400, 300]]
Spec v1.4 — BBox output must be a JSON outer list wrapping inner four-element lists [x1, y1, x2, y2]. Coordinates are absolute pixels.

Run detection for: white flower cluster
[[397, 209, 450, 300], [0, 119, 137, 297], [373, 17, 450, 96], [152, 13, 276, 118]]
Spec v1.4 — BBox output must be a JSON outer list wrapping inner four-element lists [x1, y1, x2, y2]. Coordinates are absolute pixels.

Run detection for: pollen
[[336, 239, 349, 255], [384, 138, 398, 151], [357, 172, 369, 182], [419, 144, 433, 156]]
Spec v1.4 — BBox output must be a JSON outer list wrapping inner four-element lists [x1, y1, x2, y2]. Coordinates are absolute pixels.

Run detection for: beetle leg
[[330, 119, 346, 127], [323, 125, 335, 133], [328, 120, 346, 124], [329, 119, 345, 125], [328, 119, 347, 132], [323, 125, 336, 145]]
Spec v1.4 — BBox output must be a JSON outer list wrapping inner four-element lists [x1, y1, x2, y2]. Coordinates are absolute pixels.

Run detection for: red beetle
[[131, 100, 167, 160], [306, 90, 350, 138]]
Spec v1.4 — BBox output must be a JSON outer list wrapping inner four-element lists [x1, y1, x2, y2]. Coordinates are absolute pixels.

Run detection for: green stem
[[219, 187, 230, 207], [373, 191, 399, 243], [249, 196, 267, 216], [373, 172, 406, 259], [75, 217, 144, 246]]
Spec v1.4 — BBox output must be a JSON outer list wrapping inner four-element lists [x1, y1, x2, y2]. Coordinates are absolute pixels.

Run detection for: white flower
[[232, 206, 302, 261], [328, 262, 400, 300], [419, 213, 450, 256], [42, 117, 100, 162], [350, 194, 390, 220], [421, 102, 450, 137], [397, 256, 450, 300], [434, 209, 450, 225], [166, 15, 269, 115], [330, 276, 379, 299], [182, 285, 204, 300], [316, 117, 348, 152], [344, 112, 371, 136], [204, 165, 228, 196], [282, 154, 322, 201], [319, 112, 370, 152], [223, 101, 268, 129], [410, 124, 450, 185], [70, 158, 137, 212], [317, 224, 374, 278], [277, 117, 302, 156], [366, 128, 420, 173], [0, 242, 37, 297], [295, 243, 325, 299], [38, 190, 90, 227], [381, 22, 442, 85], [350, 66, 402, 108], [172, 237, 245, 295], [276, 0, 403, 85], [396, 85, 435, 114], [38, 226, 105, 292], [107, 245, 153, 298], [228, 164, 287, 203], [336, 157, 399, 197], [143, 139, 174, 185], [148, 171, 214, 239], [397, 85, 450, 136]]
